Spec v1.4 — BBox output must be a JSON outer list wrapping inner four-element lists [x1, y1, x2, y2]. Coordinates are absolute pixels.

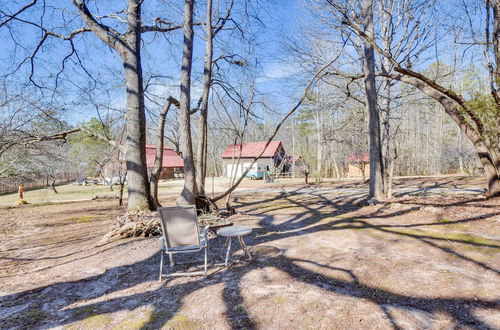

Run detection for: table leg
[[221, 237, 229, 257], [238, 236, 252, 260], [224, 237, 232, 267]]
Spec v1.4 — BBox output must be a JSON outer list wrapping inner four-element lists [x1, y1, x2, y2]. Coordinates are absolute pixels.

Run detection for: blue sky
[[0, 0, 305, 126], [1, 0, 485, 130]]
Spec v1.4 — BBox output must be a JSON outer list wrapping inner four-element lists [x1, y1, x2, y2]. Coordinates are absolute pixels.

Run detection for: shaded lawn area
[[0, 187, 499, 329]]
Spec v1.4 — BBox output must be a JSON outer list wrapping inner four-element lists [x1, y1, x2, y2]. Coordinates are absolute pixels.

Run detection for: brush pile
[[103, 207, 232, 241], [103, 210, 161, 240]]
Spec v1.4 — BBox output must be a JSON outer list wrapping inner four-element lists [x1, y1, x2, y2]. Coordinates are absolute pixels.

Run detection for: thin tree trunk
[[363, 0, 384, 201], [424, 106, 430, 174], [119, 183, 125, 206], [195, 0, 213, 195], [381, 76, 392, 197], [334, 161, 340, 181], [150, 97, 176, 207], [436, 107, 443, 175], [317, 115, 322, 178], [177, 0, 197, 205], [387, 156, 394, 197], [119, 172, 127, 207], [49, 175, 58, 193], [380, 0, 393, 197], [359, 163, 366, 183], [331, 142, 340, 181]]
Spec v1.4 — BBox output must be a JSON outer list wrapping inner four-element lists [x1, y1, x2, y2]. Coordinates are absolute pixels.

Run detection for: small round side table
[[217, 225, 253, 266]]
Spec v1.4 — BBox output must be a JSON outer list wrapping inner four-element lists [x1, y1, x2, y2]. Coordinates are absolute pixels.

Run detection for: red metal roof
[[221, 141, 283, 159], [145, 144, 184, 168], [348, 153, 369, 163]]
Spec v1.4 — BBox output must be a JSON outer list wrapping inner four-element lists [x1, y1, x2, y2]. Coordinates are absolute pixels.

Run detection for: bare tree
[[150, 96, 178, 206], [195, 0, 215, 195], [177, 0, 197, 205], [195, 0, 236, 195], [361, 0, 384, 200], [71, 0, 155, 210]]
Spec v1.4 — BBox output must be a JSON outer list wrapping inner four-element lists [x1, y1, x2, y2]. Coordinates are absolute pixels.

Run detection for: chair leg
[[169, 253, 175, 267], [159, 251, 164, 282]]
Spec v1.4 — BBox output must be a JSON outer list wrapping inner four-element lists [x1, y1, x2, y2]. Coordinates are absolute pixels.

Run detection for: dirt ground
[[0, 174, 487, 206], [0, 176, 499, 329]]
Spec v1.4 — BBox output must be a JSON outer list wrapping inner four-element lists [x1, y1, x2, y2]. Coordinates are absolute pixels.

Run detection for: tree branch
[[337, 11, 486, 137], [0, 0, 37, 27], [72, 0, 125, 51]]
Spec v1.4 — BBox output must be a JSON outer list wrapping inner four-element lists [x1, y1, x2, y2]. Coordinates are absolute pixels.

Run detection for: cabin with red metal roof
[[347, 153, 369, 179], [221, 141, 288, 177], [103, 144, 184, 180], [144, 144, 184, 179]]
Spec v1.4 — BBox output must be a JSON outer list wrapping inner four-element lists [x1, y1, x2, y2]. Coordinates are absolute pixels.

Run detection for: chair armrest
[[200, 225, 210, 238], [200, 226, 210, 247]]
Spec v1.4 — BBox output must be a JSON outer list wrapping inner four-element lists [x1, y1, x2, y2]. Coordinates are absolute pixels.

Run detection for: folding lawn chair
[[158, 205, 209, 281]]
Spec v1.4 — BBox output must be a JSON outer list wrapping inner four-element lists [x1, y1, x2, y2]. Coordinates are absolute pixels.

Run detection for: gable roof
[[348, 153, 369, 163], [221, 141, 284, 159], [145, 144, 184, 168]]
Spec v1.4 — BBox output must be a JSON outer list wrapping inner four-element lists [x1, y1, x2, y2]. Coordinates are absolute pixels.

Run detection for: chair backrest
[[158, 205, 201, 250]]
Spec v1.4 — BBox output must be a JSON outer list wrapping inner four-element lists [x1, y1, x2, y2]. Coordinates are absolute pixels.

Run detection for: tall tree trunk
[[195, 0, 213, 195], [486, 1, 500, 196], [317, 116, 322, 178], [380, 76, 393, 197], [380, 0, 394, 196], [122, 0, 153, 211], [72, 0, 153, 210], [177, 0, 197, 205], [358, 0, 499, 196], [362, 0, 384, 201], [491, 1, 500, 103], [436, 107, 443, 175]]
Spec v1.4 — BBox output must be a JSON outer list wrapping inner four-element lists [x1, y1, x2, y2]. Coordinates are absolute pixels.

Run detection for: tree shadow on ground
[[1, 191, 499, 329]]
